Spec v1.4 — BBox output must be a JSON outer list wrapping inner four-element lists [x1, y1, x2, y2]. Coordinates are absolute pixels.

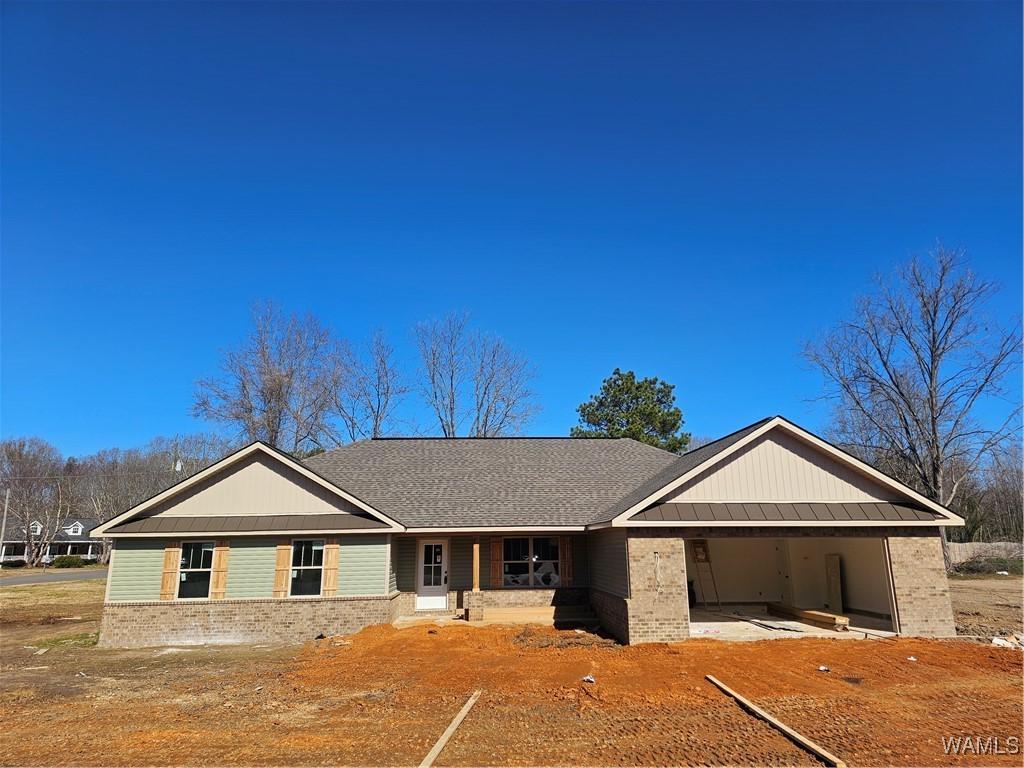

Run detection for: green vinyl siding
[[107, 539, 165, 602], [225, 539, 277, 599], [396, 536, 416, 592], [337, 535, 388, 596], [388, 538, 398, 593], [448, 536, 473, 590]]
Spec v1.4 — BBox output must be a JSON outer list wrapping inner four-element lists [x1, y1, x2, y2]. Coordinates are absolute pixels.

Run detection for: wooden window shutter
[[210, 540, 230, 599], [559, 536, 574, 587], [322, 537, 340, 597], [273, 539, 292, 598], [489, 538, 503, 588], [159, 541, 181, 600]]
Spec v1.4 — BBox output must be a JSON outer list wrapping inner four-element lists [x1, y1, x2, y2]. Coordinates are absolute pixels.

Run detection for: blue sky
[[2, 1, 1021, 457]]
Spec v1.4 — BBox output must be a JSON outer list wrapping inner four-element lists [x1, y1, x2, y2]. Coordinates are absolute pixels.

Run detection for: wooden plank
[[209, 539, 230, 599], [419, 690, 482, 768], [272, 540, 292, 598], [705, 675, 847, 768], [767, 603, 849, 631], [159, 541, 181, 600], [559, 536, 574, 587], [321, 537, 339, 597]]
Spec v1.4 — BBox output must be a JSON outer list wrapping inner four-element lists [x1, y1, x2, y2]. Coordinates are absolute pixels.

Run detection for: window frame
[[501, 536, 561, 589], [176, 540, 215, 600], [29, 521, 42, 536], [288, 538, 325, 598]]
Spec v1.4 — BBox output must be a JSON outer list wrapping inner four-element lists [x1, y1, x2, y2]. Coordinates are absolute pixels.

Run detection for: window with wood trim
[[177, 541, 214, 599], [290, 539, 324, 596], [502, 536, 560, 587]]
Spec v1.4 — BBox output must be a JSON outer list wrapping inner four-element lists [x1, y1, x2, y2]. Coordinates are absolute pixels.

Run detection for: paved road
[[0, 568, 108, 587]]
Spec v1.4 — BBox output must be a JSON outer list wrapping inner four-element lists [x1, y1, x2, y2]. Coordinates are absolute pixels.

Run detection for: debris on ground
[[33, 648, 48, 655], [817, 665, 829, 672], [991, 636, 1022, 649], [581, 674, 595, 684], [907, 656, 917, 661]]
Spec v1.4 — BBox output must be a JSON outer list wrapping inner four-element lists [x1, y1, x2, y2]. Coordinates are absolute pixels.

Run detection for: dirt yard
[[1, 578, 1021, 767], [949, 576, 1023, 637]]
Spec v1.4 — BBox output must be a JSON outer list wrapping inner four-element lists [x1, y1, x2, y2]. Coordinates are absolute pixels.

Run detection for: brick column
[[464, 589, 483, 622], [624, 531, 689, 643], [887, 532, 956, 637]]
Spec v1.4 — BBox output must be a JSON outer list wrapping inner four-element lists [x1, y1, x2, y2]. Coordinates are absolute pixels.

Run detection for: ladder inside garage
[[691, 539, 722, 611]]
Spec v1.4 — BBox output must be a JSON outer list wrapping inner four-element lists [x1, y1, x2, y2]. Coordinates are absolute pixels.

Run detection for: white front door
[[416, 539, 448, 610]]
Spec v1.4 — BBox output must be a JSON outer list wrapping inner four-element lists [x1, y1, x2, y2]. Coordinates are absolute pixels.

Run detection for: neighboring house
[[91, 416, 963, 647], [1, 518, 102, 564]]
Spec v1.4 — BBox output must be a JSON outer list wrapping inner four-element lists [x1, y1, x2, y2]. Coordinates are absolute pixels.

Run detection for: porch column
[[472, 537, 480, 591], [466, 537, 483, 622]]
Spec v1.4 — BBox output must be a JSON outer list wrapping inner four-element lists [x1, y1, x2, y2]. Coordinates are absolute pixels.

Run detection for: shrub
[[50, 555, 86, 568], [952, 555, 1023, 576], [1, 559, 27, 568]]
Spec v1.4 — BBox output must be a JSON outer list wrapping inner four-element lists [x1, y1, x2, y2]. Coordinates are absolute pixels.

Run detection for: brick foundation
[[886, 533, 956, 637], [99, 594, 400, 648]]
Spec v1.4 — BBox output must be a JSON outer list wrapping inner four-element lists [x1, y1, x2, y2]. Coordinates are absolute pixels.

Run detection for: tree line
[[2, 246, 1020, 567]]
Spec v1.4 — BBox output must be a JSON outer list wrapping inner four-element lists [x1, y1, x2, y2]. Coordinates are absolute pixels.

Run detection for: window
[[502, 536, 560, 588], [290, 539, 324, 596], [29, 522, 42, 536], [65, 522, 83, 537], [177, 541, 214, 599]]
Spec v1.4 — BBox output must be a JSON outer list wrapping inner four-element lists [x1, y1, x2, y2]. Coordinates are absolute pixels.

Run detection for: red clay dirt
[[2, 621, 1020, 767]]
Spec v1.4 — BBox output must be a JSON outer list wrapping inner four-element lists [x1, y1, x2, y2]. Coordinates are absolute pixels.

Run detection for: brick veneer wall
[[99, 594, 399, 648], [623, 531, 690, 643], [886, 532, 956, 637], [589, 588, 630, 643]]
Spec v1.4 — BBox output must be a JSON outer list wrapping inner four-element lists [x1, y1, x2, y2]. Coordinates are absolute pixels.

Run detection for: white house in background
[[0, 518, 102, 564]]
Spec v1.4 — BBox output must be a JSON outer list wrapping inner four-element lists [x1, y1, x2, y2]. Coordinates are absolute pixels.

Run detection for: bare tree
[[415, 313, 537, 437], [415, 313, 470, 437], [806, 246, 1021, 533], [193, 302, 347, 454], [335, 331, 408, 440], [468, 332, 536, 437], [0, 438, 77, 566]]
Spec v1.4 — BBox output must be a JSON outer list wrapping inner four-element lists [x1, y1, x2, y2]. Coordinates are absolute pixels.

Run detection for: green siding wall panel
[[449, 536, 473, 590], [225, 539, 277, 599], [107, 539, 164, 602], [396, 537, 416, 592], [337, 535, 388, 596]]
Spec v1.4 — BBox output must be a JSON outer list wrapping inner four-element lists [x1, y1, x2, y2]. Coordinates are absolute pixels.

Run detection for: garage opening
[[684, 536, 897, 639]]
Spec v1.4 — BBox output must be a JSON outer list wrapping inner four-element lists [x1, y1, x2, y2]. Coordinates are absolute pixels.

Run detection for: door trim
[[415, 538, 449, 611]]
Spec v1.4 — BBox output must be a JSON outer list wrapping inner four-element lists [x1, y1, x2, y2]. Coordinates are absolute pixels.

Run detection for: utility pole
[[0, 488, 9, 570]]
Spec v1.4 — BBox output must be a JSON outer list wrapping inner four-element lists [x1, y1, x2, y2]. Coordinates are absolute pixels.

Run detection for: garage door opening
[[685, 537, 897, 640]]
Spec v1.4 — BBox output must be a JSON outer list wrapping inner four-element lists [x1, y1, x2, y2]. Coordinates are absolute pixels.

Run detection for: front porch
[[392, 533, 590, 622]]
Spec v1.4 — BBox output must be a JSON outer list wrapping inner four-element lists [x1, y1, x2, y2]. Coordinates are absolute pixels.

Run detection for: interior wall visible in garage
[[684, 536, 894, 620], [684, 538, 786, 603], [787, 537, 891, 616]]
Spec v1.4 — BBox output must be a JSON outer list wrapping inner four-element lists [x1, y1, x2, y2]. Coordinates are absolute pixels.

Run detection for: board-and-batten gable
[[666, 429, 902, 503], [138, 452, 361, 518], [92, 442, 404, 538]]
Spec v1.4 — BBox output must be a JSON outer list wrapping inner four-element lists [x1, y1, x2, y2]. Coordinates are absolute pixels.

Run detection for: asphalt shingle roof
[[304, 437, 684, 528]]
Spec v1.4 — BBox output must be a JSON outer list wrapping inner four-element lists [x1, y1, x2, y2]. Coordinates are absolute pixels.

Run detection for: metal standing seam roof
[[105, 513, 388, 535], [304, 437, 685, 528], [631, 502, 942, 523]]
